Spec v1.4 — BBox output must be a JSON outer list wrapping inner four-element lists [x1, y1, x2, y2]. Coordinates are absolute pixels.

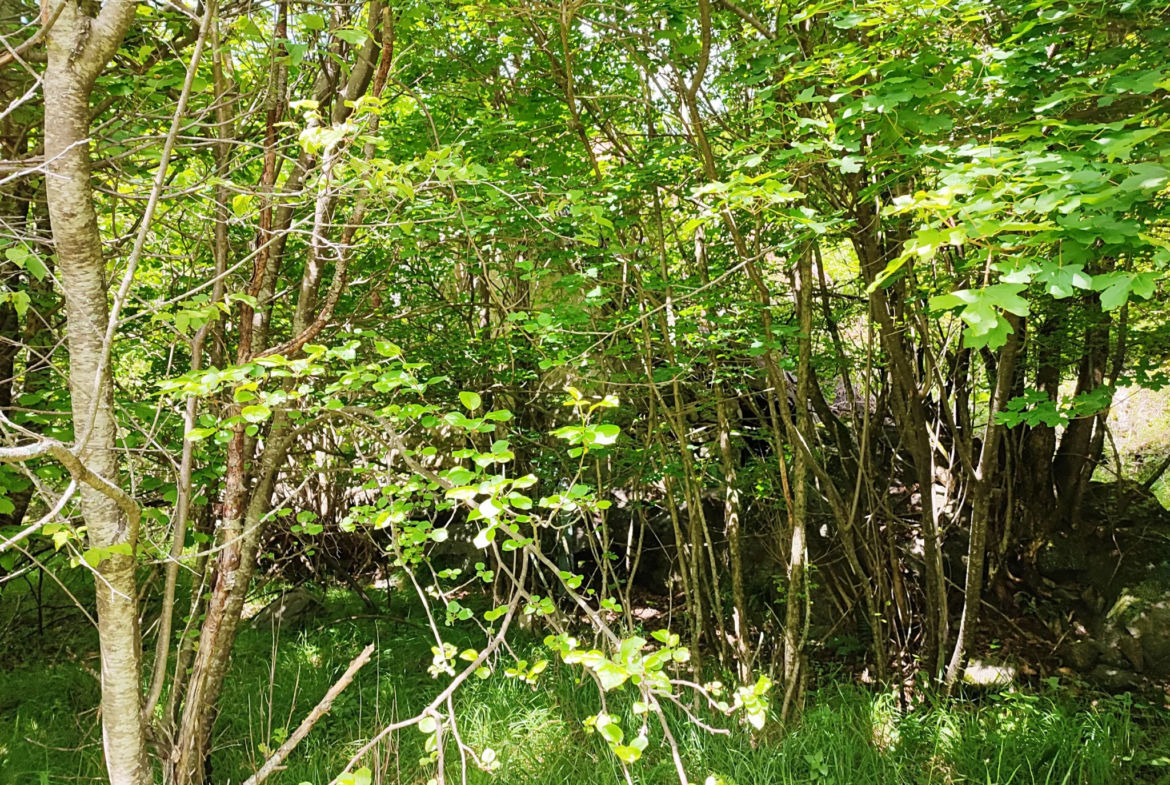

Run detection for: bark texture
[[44, 2, 146, 783]]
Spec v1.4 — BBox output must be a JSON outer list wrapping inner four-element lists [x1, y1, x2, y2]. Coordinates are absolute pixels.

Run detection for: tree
[[0, 0, 1168, 781]]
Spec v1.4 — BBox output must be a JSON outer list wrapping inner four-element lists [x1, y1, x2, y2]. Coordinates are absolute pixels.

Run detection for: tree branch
[[242, 643, 376, 785], [713, 0, 775, 40], [0, 0, 67, 68], [0, 439, 140, 539]]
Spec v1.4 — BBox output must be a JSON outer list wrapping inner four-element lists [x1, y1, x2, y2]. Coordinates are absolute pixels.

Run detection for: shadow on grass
[[1, 589, 1168, 784]]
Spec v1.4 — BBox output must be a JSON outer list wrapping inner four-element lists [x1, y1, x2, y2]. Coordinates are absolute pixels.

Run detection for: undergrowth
[[2, 590, 1169, 784]]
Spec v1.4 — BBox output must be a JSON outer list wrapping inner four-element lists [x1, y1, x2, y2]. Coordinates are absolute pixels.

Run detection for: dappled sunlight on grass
[[2, 593, 1170, 783]]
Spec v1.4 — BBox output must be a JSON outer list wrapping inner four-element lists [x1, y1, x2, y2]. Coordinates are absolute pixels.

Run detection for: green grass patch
[[2, 591, 1169, 784]]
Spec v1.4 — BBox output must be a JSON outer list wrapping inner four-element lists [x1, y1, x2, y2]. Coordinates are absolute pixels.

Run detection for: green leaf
[[446, 467, 475, 485], [1110, 67, 1168, 95], [334, 28, 368, 46], [996, 261, 1041, 284], [299, 12, 325, 29], [833, 11, 867, 28], [26, 255, 47, 281], [1132, 271, 1158, 300], [592, 424, 620, 446], [597, 718, 623, 745], [1120, 163, 1170, 192], [473, 525, 496, 548], [231, 193, 253, 217], [1036, 262, 1091, 298], [375, 340, 402, 357], [242, 404, 272, 423], [1091, 272, 1132, 311], [930, 284, 1028, 350], [613, 743, 643, 763], [7, 246, 49, 282], [6, 291, 28, 318], [596, 663, 628, 691], [1092, 271, 1157, 310], [1096, 127, 1161, 162], [981, 283, 1030, 317], [839, 156, 862, 173], [459, 391, 482, 411]]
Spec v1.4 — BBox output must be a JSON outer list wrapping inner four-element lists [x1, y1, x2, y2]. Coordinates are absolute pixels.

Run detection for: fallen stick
[[242, 643, 376, 785]]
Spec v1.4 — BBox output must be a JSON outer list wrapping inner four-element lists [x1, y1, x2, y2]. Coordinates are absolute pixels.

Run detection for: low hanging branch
[[0, 437, 141, 538]]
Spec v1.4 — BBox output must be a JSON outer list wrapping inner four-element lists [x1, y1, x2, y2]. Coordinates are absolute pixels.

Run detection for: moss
[[1108, 580, 1170, 626], [1106, 592, 1146, 626]]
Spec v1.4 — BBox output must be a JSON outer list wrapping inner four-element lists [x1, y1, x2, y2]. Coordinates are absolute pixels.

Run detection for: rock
[[1097, 632, 1130, 668], [1080, 584, 1106, 614], [1037, 537, 1088, 579], [250, 587, 325, 632], [1101, 585, 1170, 676], [1089, 664, 1138, 691], [962, 659, 1017, 688], [1117, 634, 1145, 673], [1065, 640, 1100, 672], [1125, 600, 1170, 673]]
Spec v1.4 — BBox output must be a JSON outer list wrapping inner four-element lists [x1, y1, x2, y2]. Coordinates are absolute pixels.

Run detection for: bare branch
[[0, 439, 140, 538], [242, 643, 376, 785], [0, 0, 68, 69]]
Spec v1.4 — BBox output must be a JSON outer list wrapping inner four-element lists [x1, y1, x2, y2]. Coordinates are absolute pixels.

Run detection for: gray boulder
[[1101, 584, 1170, 676], [1090, 664, 1139, 691], [250, 587, 325, 632], [1065, 639, 1100, 672]]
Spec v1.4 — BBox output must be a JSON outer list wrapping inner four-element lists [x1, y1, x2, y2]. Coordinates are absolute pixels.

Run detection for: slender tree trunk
[[44, 2, 145, 782], [174, 14, 390, 777], [944, 316, 1021, 689], [851, 204, 948, 676], [715, 382, 749, 674], [1054, 300, 1109, 524], [1019, 308, 1063, 543], [783, 250, 813, 692]]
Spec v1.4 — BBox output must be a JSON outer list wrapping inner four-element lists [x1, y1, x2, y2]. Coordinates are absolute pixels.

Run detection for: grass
[[2, 589, 1170, 784]]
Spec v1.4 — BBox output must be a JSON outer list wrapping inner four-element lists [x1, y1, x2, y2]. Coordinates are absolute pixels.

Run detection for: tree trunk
[[783, 249, 813, 695], [1020, 308, 1065, 542], [44, 2, 146, 782], [173, 15, 390, 776], [944, 316, 1021, 689], [715, 381, 749, 675], [1054, 301, 1109, 525], [851, 206, 948, 676]]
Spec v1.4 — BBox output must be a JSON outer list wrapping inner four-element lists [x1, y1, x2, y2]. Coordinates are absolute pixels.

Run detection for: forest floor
[[3, 590, 1170, 785]]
